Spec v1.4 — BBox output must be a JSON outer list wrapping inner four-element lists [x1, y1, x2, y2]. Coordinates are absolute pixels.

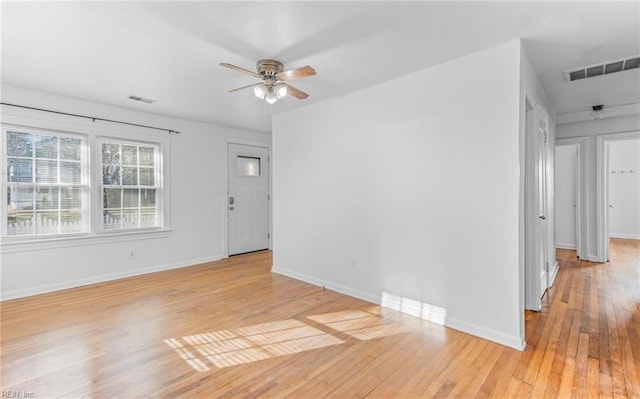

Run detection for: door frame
[[536, 103, 550, 298], [225, 138, 272, 257], [523, 84, 554, 312], [596, 130, 640, 262], [555, 136, 588, 260], [524, 90, 546, 311]]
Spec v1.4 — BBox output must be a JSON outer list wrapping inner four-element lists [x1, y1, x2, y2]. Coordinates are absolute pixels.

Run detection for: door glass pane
[[237, 156, 260, 177]]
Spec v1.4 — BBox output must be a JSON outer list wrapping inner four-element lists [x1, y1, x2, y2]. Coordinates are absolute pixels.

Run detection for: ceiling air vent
[[127, 95, 155, 104], [563, 55, 640, 82]]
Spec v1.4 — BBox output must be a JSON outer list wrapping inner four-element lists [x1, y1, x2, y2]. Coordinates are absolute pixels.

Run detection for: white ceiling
[[1, 1, 639, 133]]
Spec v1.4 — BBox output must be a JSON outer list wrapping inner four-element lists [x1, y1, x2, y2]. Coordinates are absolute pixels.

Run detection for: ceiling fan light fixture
[[221, 59, 315, 103], [275, 83, 288, 99], [590, 104, 605, 119], [265, 88, 278, 104], [253, 86, 266, 99]]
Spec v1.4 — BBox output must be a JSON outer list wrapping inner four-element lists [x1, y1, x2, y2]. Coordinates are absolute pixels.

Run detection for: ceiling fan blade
[[284, 83, 309, 100], [220, 62, 261, 79], [276, 65, 316, 81], [228, 82, 264, 93]]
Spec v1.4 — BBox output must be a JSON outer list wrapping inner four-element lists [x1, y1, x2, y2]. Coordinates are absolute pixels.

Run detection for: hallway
[[523, 238, 640, 397]]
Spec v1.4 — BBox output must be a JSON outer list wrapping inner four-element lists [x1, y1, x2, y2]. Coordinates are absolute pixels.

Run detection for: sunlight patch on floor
[[165, 319, 344, 371], [308, 307, 410, 340], [381, 291, 447, 325]]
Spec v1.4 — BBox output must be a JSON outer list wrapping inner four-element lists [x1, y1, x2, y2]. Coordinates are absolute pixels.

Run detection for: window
[[2, 124, 167, 243], [3, 127, 88, 236], [100, 139, 161, 231], [237, 156, 261, 177]]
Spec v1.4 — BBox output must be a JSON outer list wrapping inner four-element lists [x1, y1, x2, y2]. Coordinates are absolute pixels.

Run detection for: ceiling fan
[[220, 59, 316, 104]]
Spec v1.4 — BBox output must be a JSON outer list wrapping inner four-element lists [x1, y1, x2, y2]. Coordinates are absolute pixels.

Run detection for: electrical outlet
[[129, 250, 136, 259]]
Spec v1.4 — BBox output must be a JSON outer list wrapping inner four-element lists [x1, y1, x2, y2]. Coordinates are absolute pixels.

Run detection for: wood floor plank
[[1, 239, 639, 398]]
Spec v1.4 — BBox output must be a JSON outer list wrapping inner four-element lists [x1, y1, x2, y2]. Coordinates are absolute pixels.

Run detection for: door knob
[[229, 206, 235, 211], [539, 215, 546, 220]]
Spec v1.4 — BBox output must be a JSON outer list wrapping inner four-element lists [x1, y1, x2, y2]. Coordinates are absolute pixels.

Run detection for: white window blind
[[99, 139, 162, 231], [4, 127, 89, 236]]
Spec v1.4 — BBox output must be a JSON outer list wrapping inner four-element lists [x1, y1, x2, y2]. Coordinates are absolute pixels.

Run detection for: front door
[[227, 143, 270, 256]]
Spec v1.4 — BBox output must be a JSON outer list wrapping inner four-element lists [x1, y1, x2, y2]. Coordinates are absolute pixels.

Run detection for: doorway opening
[[596, 133, 640, 261], [554, 137, 587, 260]]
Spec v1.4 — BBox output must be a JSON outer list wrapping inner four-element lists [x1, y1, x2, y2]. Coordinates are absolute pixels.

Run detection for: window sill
[[0, 228, 172, 254]]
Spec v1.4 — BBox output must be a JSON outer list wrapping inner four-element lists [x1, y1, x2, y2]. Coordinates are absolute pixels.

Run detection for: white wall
[[608, 139, 640, 239], [557, 114, 640, 260], [0, 85, 270, 299], [555, 145, 577, 248], [273, 41, 524, 349]]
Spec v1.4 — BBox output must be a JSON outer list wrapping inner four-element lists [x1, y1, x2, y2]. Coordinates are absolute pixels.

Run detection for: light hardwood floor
[[1, 239, 639, 398]]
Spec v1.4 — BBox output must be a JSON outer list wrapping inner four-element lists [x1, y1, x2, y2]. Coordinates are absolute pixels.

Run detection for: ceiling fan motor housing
[[257, 59, 284, 79]]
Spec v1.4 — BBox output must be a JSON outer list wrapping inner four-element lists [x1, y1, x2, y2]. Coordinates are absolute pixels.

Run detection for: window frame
[[2, 124, 91, 239], [97, 137, 164, 234]]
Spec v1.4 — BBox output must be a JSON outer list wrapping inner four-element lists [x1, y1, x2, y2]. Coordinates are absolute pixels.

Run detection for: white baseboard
[[271, 267, 380, 305], [1, 255, 223, 301], [555, 243, 577, 250], [588, 255, 602, 263], [549, 261, 559, 287], [271, 266, 525, 351], [445, 317, 525, 351], [610, 233, 640, 240]]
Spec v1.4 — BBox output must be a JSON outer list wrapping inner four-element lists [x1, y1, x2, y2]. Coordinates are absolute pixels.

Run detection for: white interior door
[[525, 97, 549, 311], [536, 111, 549, 298], [228, 143, 270, 256]]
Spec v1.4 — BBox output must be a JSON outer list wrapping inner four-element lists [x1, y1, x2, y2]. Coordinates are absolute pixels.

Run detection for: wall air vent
[[128, 95, 155, 104], [563, 55, 640, 82]]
